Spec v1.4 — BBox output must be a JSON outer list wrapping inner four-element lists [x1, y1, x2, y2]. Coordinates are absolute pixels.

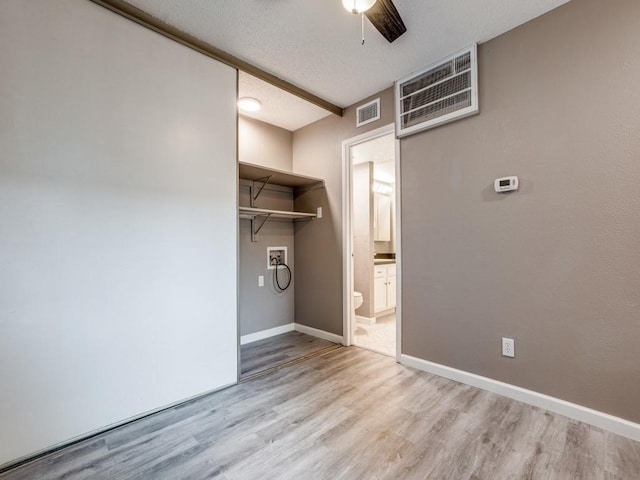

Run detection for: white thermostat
[[494, 176, 519, 193]]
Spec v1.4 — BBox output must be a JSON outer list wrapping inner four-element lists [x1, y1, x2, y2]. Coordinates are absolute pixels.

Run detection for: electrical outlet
[[258, 275, 264, 287], [502, 337, 515, 358]]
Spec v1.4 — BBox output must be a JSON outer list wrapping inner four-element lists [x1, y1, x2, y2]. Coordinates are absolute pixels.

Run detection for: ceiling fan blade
[[365, 0, 407, 43]]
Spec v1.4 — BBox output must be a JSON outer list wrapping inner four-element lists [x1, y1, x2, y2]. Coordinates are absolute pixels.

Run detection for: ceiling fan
[[342, 0, 407, 43]]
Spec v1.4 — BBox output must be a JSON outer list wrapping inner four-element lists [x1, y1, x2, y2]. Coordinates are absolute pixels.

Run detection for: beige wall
[[238, 118, 296, 336], [292, 88, 395, 334], [238, 184, 295, 336], [292, 0, 640, 423], [239, 116, 293, 170], [401, 0, 640, 422]]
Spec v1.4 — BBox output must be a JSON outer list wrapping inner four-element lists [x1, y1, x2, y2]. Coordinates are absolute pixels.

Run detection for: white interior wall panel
[[0, 0, 237, 465]]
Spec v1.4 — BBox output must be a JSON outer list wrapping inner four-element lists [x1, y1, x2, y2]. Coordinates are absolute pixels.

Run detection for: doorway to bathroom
[[342, 123, 401, 359]]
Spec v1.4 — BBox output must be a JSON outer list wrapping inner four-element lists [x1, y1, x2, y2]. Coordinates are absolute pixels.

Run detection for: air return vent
[[356, 98, 380, 127], [395, 44, 478, 138]]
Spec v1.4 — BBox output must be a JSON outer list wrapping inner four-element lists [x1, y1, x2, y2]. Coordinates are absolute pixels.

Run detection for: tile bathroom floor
[[354, 313, 396, 357]]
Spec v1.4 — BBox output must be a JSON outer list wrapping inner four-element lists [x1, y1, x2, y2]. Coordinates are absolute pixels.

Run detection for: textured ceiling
[[125, 0, 569, 129], [238, 72, 330, 131]]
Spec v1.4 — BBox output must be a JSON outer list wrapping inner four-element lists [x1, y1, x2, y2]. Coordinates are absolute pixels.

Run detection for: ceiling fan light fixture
[[342, 0, 377, 14], [237, 97, 261, 112]]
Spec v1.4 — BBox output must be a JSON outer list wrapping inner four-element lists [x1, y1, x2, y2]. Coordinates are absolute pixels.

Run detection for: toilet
[[353, 291, 363, 309]]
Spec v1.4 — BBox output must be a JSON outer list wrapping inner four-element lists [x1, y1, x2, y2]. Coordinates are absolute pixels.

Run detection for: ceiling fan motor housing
[[342, 0, 406, 44]]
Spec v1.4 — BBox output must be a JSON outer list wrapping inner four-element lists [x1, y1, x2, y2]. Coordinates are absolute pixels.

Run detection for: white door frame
[[342, 123, 402, 362]]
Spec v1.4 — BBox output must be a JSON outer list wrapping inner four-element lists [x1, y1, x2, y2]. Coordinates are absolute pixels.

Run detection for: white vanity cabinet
[[374, 263, 396, 314]]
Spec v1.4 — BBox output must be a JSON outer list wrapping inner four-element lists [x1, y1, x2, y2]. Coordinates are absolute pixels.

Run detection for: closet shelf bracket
[[249, 175, 273, 208], [250, 214, 271, 242]]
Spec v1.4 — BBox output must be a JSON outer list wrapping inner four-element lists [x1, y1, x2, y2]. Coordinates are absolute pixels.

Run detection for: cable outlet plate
[[267, 246, 287, 270], [502, 337, 515, 358]]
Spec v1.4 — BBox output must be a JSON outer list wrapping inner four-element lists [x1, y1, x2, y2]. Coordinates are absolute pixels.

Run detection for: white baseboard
[[294, 323, 344, 345], [240, 323, 295, 345], [400, 354, 640, 443], [355, 315, 376, 325], [375, 307, 396, 318], [242, 323, 344, 347]]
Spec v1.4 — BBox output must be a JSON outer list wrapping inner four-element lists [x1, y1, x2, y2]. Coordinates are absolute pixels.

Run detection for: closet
[[237, 114, 336, 379]]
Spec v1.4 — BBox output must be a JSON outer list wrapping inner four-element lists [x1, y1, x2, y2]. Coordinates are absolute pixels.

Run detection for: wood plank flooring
[[240, 331, 336, 378], [2, 347, 639, 479]]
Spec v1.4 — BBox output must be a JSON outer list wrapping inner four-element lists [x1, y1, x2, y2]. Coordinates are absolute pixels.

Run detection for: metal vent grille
[[356, 98, 380, 127], [395, 45, 478, 137]]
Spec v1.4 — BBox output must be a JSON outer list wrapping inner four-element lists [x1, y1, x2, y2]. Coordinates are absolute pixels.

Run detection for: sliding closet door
[[0, 0, 237, 465]]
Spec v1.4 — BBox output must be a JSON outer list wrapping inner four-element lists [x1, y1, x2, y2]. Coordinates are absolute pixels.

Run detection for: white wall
[[0, 0, 237, 466]]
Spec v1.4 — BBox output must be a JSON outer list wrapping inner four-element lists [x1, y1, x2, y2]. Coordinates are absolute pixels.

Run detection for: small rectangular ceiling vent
[[356, 98, 380, 127], [395, 44, 478, 138]]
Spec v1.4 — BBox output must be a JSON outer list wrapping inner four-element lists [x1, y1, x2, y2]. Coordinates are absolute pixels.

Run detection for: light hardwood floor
[[240, 331, 337, 379], [2, 347, 639, 479]]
